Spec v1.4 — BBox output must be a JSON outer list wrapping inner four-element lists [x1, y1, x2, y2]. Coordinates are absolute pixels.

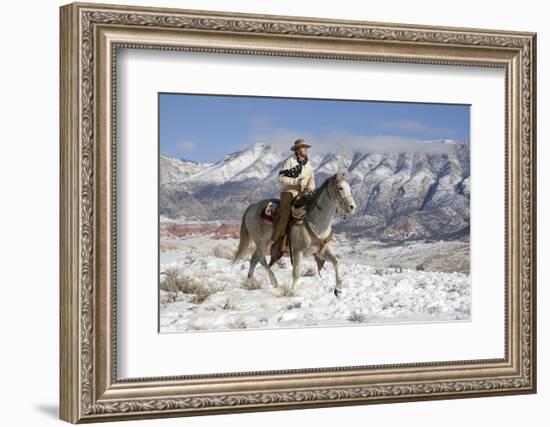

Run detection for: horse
[[230, 170, 356, 297]]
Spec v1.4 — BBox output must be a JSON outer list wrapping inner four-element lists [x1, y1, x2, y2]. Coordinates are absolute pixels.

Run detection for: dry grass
[[213, 245, 234, 260], [188, 321, 207, 331], [222, 299, 237, 310], [226, 319, 248, 329], [160, 266, 225, 304], [160, 293, 177, 304], [240, 277, 262, 290], [347, 310, 368, 323], [301, 266, 317, 277], [278, 286, 296, 298]]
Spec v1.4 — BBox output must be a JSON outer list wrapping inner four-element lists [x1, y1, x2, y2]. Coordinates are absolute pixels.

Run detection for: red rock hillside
[[160, 222, 240, 239]]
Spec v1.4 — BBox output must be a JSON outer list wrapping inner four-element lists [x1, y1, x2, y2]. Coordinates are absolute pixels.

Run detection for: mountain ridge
[[160, 140, 470, 241]]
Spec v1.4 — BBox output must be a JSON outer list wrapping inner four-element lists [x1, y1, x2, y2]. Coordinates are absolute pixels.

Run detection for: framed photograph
[[59, 2, 537, 423]]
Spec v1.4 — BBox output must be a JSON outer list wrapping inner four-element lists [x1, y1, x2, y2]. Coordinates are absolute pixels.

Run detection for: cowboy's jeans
[[271, 191, 294, 242]]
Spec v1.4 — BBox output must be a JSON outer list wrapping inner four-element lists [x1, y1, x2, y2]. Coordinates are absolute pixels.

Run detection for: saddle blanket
[[259, 201, 277, 222]]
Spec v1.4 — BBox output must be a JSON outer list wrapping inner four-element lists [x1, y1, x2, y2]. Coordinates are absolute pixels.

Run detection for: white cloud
[[175, 140, 197, 152], [248, 128, 456, 154], [376, 119, 456, 137]]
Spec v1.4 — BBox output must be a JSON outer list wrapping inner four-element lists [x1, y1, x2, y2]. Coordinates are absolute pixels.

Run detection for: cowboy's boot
[[269, 236, 279, 258], [280, 232, 288, 255], [269, 192, 293, 266], [269, 236, 284, 267], [269, 218, 283, 260], [269, 222, 292, 267], [269, 221, 282, 262]]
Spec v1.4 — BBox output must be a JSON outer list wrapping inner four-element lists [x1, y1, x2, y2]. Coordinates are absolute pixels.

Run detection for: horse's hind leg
[[247, 250, 260, 279], [256, 240, 279, 288]]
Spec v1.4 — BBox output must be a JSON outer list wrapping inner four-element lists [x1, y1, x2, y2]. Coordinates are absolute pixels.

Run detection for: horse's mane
[[303, 175, 334, 212]]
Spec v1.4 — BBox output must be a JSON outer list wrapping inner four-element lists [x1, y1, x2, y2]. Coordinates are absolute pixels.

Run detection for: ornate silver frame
[[59, 2, 537, 423]]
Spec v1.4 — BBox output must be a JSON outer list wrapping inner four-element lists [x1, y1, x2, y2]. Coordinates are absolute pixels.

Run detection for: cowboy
[[270, 138, 316, 262]]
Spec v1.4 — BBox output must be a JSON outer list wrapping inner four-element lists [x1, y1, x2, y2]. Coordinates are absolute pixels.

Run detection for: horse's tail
[[230, 205, 252, 265]]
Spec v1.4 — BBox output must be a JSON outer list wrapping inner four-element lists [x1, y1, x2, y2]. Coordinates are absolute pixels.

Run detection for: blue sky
[[159, 93, 470, 163]]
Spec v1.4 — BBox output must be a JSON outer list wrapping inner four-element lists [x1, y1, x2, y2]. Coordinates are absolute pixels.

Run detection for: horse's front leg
[[290, 250, 303, 290], [322, 244, 343, 297]]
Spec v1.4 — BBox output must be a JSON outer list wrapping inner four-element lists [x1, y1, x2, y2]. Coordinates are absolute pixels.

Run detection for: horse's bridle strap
[[328, 181, 346, 205], [304, 219, 333, 249]]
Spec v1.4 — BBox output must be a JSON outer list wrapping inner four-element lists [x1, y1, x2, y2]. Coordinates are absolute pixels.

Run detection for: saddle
[[261, 197, 330, 274], [259, 200, 306, 224]]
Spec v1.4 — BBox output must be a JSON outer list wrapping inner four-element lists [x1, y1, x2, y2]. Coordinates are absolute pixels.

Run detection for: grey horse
[[230, 170, 356, 297]]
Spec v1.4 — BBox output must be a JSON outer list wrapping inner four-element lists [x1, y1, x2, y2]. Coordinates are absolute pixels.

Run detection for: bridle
[[328, 179, 348, 207], [313, 178, 347, 212]]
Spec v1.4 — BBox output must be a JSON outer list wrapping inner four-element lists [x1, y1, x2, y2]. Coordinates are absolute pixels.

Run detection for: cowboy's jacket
[[277, 154, 315, 198]]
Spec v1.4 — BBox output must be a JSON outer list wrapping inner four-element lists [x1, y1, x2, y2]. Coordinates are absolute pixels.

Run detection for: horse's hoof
[[334, 288, 341, 297]]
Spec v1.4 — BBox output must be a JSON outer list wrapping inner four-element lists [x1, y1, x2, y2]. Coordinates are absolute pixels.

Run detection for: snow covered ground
[[159, 232, 470, 333]]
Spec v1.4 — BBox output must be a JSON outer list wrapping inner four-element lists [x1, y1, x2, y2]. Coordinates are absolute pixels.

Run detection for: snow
[[187, 143, 282, 183], [159, 156, 211, 184], [159, 233, 471, 333]]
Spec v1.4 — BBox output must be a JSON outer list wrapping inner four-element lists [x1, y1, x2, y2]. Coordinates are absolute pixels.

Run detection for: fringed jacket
[[277, 154, 315, 198]]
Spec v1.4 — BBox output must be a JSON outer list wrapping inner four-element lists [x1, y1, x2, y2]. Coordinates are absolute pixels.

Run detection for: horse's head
[[329, 170, 356, 215]]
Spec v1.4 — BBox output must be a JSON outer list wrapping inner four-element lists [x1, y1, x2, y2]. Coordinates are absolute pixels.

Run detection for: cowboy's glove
[[302, 189, 313, 199]]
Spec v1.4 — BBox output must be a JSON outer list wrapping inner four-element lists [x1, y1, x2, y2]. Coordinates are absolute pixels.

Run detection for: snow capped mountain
[[160, 156, 211, 184], [177, 143, 282, 183], [160, 141, 470, 241]]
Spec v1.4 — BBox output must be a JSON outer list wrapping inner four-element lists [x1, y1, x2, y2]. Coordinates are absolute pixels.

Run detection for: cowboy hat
[[290, 138, 311, 151]]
